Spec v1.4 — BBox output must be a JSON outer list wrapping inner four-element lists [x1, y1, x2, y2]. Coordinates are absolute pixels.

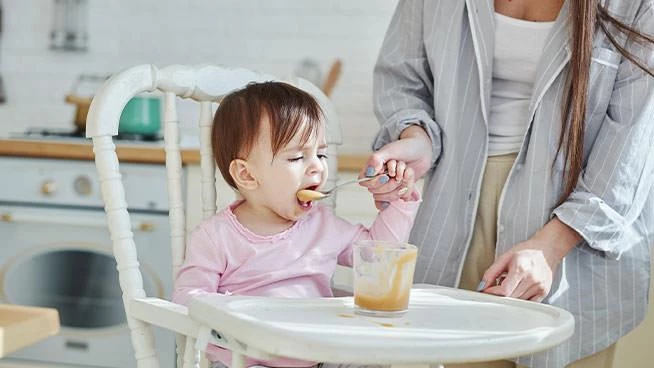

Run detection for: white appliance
[[0, 156, 178, 367]]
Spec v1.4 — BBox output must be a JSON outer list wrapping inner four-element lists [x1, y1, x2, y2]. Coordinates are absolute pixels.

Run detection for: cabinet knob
[[41, 180, 57, 196], [74, 176, 93, 196], [139, 222, 155, 232]]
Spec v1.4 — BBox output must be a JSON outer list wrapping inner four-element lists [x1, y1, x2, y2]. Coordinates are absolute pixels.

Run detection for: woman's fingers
[[479, 253, 512, 291], [480, 246, 553, 302], [362, 141, 408, 182], [362, 134, 430, 179], [509, 279, 531, 299], [362, 150, 388, 179], [360, 152, 418, 207], [522, 284, 546, 302], [369, 161, 416, 203], [484, 272, 521, 297]]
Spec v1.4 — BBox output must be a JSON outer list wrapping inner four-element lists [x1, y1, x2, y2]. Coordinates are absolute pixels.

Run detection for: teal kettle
[[118, 96, 161, 136]]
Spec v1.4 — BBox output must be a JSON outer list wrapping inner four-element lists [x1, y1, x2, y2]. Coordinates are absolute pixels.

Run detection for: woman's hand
[[360, 125, 432, 209], [376, 159, 416, 203], [478, 217, 581, 302]]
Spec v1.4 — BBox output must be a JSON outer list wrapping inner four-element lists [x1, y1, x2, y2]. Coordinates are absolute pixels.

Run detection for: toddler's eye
[[289, 156, 303, 162], [318, 154, 328, 160]]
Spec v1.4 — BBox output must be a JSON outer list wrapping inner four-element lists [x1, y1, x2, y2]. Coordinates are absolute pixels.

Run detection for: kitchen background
[[0, 0, 652, 367], [0, 0, 396, 153]]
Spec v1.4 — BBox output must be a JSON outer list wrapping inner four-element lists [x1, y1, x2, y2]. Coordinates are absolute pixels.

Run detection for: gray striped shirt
[[372, 1, 654, 367]]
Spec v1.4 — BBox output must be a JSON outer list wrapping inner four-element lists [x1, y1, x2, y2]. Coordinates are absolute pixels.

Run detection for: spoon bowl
[[296, 189, 328, 202]]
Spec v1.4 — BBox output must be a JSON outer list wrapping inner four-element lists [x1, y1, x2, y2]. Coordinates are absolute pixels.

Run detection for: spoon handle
[[328, 174, 383, 193]]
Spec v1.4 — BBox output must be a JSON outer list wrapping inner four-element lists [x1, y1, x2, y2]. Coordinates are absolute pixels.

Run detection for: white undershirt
[[488, 12, 555, 156]]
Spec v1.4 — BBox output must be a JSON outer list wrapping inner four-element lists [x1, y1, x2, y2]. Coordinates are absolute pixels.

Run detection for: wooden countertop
[[0, 304, 59, 357], [0, 139, 368, 172]]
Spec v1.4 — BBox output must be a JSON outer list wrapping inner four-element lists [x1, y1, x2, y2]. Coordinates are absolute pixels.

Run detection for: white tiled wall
[[0, 0, 398, 154]]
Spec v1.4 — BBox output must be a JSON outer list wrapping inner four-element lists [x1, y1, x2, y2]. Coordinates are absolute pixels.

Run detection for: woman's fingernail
[[379, 175, 390, 184], [365, 166, 375, 177], [476, 280, 486, 291], [381, 201, 390, 209], [398, 187, 408, 196]]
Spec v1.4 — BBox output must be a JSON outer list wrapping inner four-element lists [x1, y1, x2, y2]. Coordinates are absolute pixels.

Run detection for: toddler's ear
[[229, 159, 258, 191]]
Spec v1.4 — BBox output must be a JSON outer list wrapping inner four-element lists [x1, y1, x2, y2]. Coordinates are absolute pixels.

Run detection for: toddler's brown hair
[[212, 81, 324, 189]]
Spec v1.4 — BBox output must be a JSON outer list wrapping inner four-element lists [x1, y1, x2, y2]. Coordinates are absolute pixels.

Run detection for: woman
[[363, 0, 654, 367]]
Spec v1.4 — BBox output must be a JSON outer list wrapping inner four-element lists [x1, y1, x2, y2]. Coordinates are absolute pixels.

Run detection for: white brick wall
[[0, 0, 398, 154]]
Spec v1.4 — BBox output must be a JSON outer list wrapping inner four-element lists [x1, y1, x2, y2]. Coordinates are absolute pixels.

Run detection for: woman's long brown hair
[[557, 0, 654, 204]]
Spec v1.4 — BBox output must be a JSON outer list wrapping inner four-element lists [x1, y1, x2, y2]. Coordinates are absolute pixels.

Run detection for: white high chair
[[86, 64, 576, 368], [85, 64, 344, 368]]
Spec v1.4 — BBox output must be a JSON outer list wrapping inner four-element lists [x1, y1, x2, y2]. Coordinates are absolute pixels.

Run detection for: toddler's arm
[[335, 185, 421, 267], [172, 225, 226, 306]]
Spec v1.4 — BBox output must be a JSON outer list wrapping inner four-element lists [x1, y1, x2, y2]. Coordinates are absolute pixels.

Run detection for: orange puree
[[296, 189, 326, 201], [354, 248, 417, 312]]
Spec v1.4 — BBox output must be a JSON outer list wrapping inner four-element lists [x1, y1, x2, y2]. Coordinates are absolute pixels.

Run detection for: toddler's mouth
[[297, 185, 320, 209]]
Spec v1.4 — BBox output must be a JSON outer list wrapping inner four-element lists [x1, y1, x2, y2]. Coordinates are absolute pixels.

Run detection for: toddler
[[173, 81, 420, 368]]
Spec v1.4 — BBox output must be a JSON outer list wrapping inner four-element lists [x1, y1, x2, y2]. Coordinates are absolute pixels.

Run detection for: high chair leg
[[177, 334, 187, 368], [182, 336, 201, 368], [132, 320, 160, 368], [231, 352, 246, 368]]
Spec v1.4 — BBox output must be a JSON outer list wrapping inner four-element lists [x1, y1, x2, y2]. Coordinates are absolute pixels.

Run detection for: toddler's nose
[[307, 157, 326, 175]]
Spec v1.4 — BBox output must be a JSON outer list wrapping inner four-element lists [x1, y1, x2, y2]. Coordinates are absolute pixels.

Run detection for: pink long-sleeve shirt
[[173, 197, 420, 367]]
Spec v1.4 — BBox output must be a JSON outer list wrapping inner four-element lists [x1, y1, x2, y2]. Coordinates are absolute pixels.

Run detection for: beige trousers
[[449, 153, 616, 368]]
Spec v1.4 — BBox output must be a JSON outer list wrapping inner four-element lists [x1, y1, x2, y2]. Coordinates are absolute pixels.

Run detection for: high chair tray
[[0, 304, 60, 357], [189, 286, 574, 365]]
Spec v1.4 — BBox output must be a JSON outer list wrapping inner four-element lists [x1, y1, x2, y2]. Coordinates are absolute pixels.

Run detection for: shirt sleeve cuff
[[552, 206, 623, 260]]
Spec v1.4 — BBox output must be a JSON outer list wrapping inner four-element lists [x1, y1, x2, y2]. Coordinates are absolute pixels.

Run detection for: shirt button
[[498, 224, 505, 233], [515, 163, 523, 171]]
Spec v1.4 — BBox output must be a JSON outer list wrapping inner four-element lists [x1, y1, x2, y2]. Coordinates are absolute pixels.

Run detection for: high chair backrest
[[86, 64, 341, 367]]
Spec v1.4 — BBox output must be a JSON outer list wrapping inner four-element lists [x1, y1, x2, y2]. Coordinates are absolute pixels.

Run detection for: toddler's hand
[[360, 159, 416, 209], [384, 159, 415, 200]]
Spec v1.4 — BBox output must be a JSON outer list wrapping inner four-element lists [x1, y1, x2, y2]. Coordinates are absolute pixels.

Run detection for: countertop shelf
[[0, 304, 60, 358], [0, 139, 368, 171]]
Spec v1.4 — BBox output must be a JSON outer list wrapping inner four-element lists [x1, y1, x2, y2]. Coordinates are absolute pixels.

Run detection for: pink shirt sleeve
[[334, 191, 422, 266], [172, 223, 226, 306]]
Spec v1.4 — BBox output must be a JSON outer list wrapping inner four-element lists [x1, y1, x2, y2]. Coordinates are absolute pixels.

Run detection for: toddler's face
[[247, 115, 328, 221]]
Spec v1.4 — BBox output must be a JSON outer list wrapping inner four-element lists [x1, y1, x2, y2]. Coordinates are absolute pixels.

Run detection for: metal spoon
[[296, 174, 387, 202]]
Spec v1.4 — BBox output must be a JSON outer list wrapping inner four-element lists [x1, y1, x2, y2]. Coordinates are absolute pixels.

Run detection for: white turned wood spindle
[[92, 136, 159, 368], [182, 336, 200, 368], [163, 91, 186, 281], [176, 334, 186, 368], [199, 101, 217, 219], [162, 91, 192, 365]]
